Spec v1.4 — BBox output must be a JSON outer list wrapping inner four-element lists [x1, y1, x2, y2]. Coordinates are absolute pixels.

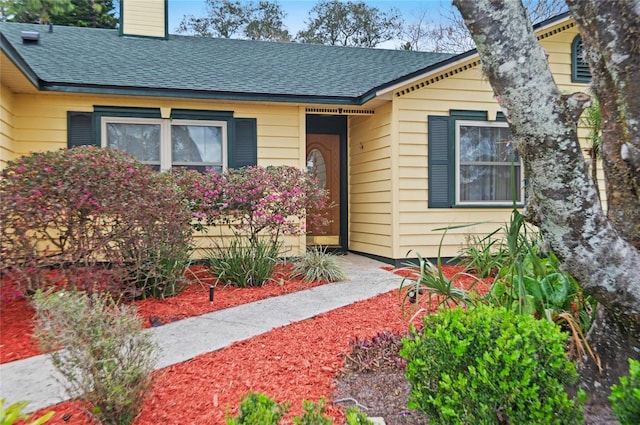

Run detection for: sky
[[166, 0, 450, 43]]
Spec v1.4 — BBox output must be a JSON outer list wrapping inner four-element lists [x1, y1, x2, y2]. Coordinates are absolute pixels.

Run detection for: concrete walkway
[[0, 254, 401, 413]]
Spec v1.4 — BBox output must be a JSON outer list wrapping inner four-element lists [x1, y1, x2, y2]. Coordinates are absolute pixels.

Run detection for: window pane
[[172, 165, 223, 173], [171, 125, 222, 164], [307, 149, 327, 189], [457, 121, 522, 204], [106, 123, 160, 162], [460, 165, 521, 202]]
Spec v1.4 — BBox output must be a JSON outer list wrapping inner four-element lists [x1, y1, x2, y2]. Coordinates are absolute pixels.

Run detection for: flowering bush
[[0, 147, 194, 298], [168, 166, 330, 286], [172, 166, 329, 240]]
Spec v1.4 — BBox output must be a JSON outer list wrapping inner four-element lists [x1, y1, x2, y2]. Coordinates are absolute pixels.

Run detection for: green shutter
[[230, 118, 257, 168], [428, 115, 452, 208], [67, 112, 96, 148], [428, 110, 489, 208]]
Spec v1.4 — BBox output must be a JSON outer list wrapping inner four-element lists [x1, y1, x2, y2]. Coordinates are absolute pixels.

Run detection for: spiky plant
[[291, 247, 346, 283]]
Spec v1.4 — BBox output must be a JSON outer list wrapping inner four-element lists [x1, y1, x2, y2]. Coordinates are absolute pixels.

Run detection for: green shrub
[[226, 393, 374, 425], [226, 392, 289, 425], [291, 247, 346, 283], [344, 406, 374, 424], [293, 397, 332, 425], [0, 146, 194, 299], [0, 399, 53, 425], [400, 305, 584, 425], [207, 236, 281, 287], [610, 358, 640, 425], [33, 290, 158, 425], [450, 207, 597, 363]]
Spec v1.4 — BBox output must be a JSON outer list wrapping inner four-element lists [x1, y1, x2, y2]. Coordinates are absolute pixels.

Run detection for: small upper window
[[572, 35, 591, 83], [455, 120, 523, 206], [102, 117, 226, 171]]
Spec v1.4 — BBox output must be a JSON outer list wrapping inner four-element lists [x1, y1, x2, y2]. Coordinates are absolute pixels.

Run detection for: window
[[455, 120, 522, 206], [428, 110, 523, 208], [68, 108, 257, 170], [101, 117, 227, 171], [572, 35, 591, 83]]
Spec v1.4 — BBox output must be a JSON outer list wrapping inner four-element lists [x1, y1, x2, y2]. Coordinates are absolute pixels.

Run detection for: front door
[[306, 134, 340, 247]]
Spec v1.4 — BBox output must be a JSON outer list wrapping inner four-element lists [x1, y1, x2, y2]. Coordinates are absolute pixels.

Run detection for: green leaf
[[540, 273, 570, 306]]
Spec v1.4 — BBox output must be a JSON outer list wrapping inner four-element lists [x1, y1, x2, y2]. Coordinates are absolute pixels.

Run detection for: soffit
[[1, 51, 38, 94]]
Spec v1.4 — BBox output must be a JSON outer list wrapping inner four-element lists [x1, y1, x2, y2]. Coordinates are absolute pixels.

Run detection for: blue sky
[[167, 0, 448, 36]]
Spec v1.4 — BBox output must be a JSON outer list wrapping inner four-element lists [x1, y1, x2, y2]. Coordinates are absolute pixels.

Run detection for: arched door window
[[307, 149, 327, 188]]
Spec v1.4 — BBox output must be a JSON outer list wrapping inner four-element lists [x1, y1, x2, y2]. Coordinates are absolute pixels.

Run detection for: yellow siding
[[0, 82, 16, 165], [391, 23, 596, 259], [2, 90, 306, 256], [122, 0, 166, 38], [348, 103, 394, 258], [1, 15, 603, 264]]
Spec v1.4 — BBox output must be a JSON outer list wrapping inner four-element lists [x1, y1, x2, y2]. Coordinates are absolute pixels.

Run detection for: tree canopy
[[1, 0, 117, 28], [401, 0, 568, 52], [296, 0, 402, 48], [177, 0, 291, 41]]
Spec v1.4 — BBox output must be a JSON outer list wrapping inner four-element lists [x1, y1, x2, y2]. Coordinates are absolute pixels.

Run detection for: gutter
[[38, 82, 367, 106]]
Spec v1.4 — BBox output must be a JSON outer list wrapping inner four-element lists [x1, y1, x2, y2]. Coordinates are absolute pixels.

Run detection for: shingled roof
[[0, 22, 458, 105]]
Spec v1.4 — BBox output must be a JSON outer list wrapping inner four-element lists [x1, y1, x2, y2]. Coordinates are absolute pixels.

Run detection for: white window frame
[[101, 117, 227, 171], [455, 119, 524, 206]]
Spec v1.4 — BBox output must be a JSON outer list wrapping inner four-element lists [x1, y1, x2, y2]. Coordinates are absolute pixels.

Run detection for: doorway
[[307, 134, 340, 246], [305, 115, 347, 251]]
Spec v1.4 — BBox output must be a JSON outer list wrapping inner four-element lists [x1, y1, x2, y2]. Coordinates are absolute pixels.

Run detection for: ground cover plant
[[226, 393, 372, 425]]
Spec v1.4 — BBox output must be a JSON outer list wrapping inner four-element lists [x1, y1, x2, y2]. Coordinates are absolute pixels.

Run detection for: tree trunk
[[453, 0, 640, 403], [566, 0, 640, 250]]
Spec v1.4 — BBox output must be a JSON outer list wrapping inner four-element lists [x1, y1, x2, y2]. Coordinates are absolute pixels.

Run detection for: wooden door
[[306, 134, 340, 246]]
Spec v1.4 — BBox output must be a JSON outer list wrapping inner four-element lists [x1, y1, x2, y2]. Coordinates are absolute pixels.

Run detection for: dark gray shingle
[[1, 22, 456, 103]]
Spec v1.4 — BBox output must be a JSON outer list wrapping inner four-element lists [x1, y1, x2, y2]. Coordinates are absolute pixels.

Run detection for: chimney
[[120, 0, 168, 39]]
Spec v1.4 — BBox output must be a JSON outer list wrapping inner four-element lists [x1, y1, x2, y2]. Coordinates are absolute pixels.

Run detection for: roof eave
[[372, 50, 478, 99], [373, 12, 573, 99], [39, 82, 364, 105], [0, 31, 41, 89]]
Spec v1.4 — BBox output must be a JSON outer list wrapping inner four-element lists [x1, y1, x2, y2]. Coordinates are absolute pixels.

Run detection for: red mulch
[[4, 264, 490, 425], [1, 264, 327, 364]]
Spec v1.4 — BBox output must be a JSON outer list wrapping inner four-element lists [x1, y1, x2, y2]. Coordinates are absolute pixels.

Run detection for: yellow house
[[0, 4, 592, 265]]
